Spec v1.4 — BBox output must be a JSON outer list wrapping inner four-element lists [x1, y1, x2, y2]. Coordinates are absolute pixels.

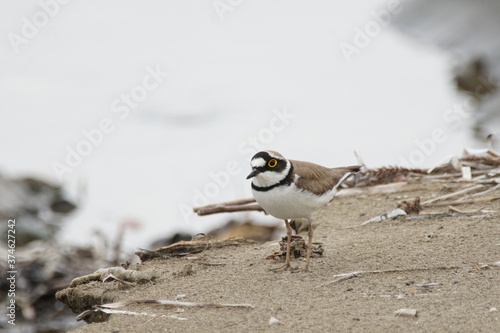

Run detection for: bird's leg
[[303, 219, 313, 272], [284, 219, 292, 268], [270, 219, 292, 271]]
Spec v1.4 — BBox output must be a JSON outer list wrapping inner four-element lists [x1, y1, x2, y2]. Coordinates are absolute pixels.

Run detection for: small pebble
[[416, 282, 439, 287], [395, 308, 418, 317]]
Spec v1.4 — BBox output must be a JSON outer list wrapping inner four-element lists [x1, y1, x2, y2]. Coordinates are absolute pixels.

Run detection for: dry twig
[[76, 298, 255, 322], [316, 261, 500, 288], [76, 308, 187, 322], [401, 210, 500, 221], [353, 208, 407, 227], [98, 299, 255, 309], [136, 237, 255, 262], [193, 198, 263, 216], [421, 184, 488, 205], [424, 195, 500, 207]]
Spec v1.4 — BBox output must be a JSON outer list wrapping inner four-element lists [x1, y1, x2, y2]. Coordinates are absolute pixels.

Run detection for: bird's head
[[247, 150, 291, 187]]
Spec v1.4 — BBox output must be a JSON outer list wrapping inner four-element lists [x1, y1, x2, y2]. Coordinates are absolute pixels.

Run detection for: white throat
[[252, 161, 291, 188]]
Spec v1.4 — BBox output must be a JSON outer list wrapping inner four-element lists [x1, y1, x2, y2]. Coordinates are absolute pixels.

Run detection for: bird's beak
[[246, 169, 259, 179]]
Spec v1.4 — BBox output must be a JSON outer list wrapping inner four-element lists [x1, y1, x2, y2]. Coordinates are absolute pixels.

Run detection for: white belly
[[252, 184, 335, 220]]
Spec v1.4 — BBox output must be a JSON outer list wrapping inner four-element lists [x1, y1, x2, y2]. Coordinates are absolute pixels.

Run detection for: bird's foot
[[270, 263, 295, 272], [270, 263, 311, 273], [296, 265, 311, 273]]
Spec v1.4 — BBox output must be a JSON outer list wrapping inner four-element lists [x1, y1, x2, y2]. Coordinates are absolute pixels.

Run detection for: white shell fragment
[[395, 308, 418, 317], [361, 208, 407, 225], [415, 282, 439, 287], [461, 166, 472, 181], [269, 316, 282, 325]]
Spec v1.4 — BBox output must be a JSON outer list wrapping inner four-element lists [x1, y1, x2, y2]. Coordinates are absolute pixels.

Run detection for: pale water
[[0, 1, 483, 252]]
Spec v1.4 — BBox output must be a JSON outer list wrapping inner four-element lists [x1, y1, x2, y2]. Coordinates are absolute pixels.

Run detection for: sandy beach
[[57, 180, 500, 332]]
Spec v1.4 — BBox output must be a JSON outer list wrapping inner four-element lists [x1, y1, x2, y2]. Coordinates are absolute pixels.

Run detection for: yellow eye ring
[[268, 159, 278, 168]]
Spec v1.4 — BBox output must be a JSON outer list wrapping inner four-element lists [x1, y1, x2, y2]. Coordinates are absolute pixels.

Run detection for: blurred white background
[[0, 0, 481, 250]]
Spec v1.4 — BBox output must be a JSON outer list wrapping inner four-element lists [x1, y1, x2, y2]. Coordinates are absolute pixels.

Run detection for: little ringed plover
[[247, 150, 360, 271]]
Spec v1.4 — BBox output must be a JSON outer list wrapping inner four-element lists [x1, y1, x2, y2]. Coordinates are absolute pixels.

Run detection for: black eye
[[268, 159, 278, 167]]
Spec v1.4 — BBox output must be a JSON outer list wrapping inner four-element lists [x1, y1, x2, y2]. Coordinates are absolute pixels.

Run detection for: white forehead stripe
[[266, 151, 283, 159], [251, 157, 266, 168]]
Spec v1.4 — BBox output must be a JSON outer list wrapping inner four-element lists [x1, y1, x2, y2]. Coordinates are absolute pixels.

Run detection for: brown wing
[[291, 160, 360, 195]]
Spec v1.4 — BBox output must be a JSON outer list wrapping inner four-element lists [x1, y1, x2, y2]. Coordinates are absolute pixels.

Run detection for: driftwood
[[99, 299, 254, 309], [76, 299, 254, 322], [193, 198, 263, 216], [69, 267, 157, 287], [136, 236, 256, 262], [77, 308, 186, 322]]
